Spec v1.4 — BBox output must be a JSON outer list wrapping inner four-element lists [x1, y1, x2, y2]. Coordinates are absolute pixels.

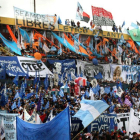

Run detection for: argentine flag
[[73, 99, 109, 127]]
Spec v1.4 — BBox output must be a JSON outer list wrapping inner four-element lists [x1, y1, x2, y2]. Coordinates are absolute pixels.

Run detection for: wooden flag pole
[[72, 107, 109, 140]]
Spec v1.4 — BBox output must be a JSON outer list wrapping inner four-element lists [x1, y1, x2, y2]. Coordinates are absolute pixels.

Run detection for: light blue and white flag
[[45, 101, 49, 109], [131, 22, 139, 29], [73, 99, 109, 127], [59, 89, 64, 97]]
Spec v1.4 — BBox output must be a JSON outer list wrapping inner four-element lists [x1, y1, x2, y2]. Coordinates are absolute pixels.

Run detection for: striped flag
[[73, 99, 109, 127]]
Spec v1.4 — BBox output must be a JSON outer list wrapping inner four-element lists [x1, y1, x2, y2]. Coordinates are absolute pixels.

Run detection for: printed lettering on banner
[[0, 113, 18, 140]]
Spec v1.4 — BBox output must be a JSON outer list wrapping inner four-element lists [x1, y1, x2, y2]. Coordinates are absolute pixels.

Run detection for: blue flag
[[25, 92, 35, 99], [59, 89, 64, 97], [45, 101, 49, 109], [18, 99, 21, 108], [104, 87, 110, 94], [58, 17, 62, 24], [116, 82, 122, 89], [14, 91, 20, 100], [13, 72, 19, 86], [94, 31, 99, 38], [122, 21, 125, 27], [51, 46, 57, 51], [109, 105, 115, 113], [102, 98, 107, 103], [57, 46, 62, 55], [19, 28, 30, 43], [44, 74, 48, 90], [84, 90, 89, 98], [74, 34, 80, 40], [80, 72, 83, 77], [94, 72, 103, 80], [11, 102, 17, 110], [53, 94, 57, 102], [16, 107, 71, 140], [73, 100, 109, 127]]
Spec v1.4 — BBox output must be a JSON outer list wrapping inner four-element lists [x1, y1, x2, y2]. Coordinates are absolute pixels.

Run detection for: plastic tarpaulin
[[16, 107, 70, 140], [129, 29, 140, 42], [0, 33, 21, 55], [0, 56, 53, 77], [51, 32, 77, 53]]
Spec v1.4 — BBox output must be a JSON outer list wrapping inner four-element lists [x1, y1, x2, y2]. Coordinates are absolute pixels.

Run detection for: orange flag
[[103, 38, 109, 46], [127, 38, 139, 54], [112, 48, 116, 56], [96, 41, 102, 53], [6, 25, 17, 43], [91, 24, 95, 29], [85, 36, 91, 46]]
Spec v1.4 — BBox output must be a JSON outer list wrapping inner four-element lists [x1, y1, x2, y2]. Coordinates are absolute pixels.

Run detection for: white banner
[[128, 109, 140, 136], [14, 7, 57, 30], [17, 56, 53, 77], [111, 64, 140, 83], [0, 113, 18, 140], [117, 113, 129, 132], [76, 60, 106, 78]]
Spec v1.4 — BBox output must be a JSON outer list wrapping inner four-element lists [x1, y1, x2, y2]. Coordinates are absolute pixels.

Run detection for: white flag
[[24, 108, 31, 121], [43, 43, 50, 53], [89, 88, 95, 100]]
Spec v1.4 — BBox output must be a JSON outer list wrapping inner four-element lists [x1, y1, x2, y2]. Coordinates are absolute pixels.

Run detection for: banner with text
[[128, 109, 140, 136], [88, 114, 117, 133], [111, 64, 140, 83], [0, 113, 18, 140], [0, 56, 53, 77], [117, 113, 129, 132], [91, 6, 114, 26], [76, 60, 109, 79], [14, 7, 58, 30]]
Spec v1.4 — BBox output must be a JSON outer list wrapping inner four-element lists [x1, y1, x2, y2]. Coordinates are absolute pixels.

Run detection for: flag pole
[[72, 107, 109, 140]]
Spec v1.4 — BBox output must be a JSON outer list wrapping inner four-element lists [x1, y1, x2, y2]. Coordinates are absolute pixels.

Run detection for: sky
[[0, 0, 139, 31]]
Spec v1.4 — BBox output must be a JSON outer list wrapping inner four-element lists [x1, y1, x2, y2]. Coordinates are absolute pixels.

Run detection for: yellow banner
[[0, 16, 130, 40]]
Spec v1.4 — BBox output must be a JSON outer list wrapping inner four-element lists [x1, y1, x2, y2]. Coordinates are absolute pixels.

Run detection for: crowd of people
[[0, 21, 140, 140], [0, 75, 140, 139]]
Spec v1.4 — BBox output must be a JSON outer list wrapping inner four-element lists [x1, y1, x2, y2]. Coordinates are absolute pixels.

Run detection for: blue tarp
[[0, 33, 21, 55], [16, 107, 70, 140]]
